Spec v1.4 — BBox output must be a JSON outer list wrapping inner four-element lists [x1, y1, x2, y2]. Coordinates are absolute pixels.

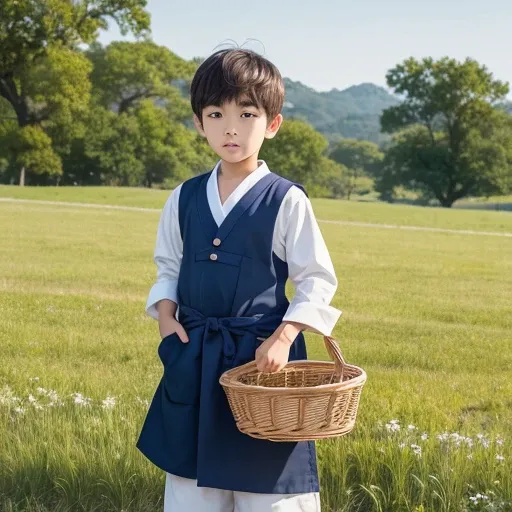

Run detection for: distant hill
[[282, 79, 400, 145]]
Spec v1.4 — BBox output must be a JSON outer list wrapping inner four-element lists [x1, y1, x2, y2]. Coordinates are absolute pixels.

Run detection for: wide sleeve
[[145, 184, 183, 321], [274, 186, 341, 336]]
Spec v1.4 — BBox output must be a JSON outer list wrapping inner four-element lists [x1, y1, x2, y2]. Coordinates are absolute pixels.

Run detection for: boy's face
[[194, 99, 282, 165]]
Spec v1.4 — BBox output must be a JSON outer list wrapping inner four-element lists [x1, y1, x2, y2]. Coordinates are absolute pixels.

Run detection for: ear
[[265, 113, 283, 139], [193, 114, 206, 137]]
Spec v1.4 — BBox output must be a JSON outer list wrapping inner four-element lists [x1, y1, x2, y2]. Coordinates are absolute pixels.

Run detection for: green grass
[[2, 184, 512, 233], [458, 195, 512, 204], [1, 189, 511, 511]]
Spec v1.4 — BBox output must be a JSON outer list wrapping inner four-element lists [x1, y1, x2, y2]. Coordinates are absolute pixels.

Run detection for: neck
[[219, 154, 260, 179]]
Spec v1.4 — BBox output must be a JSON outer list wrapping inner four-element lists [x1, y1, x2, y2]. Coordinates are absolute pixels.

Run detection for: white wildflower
[[14, 407, 25, 414], [464, 437, 473, 448], [496, 437, 504, 446], [496, 454, 504, 462], [29, 377, 40, 382], [467, 454, 473, 460], [102, 395, 116, 410], [386, 419, 400, 432], [27, 394, 36, 403], [411, 444, 422, 457], [47, 390, 59, 401], [408, 424, 416, 431], [0, 385, 15, 405], [421, 433, 428, 441], [399, 442, 406, 449], [71, 392, 92, 407]]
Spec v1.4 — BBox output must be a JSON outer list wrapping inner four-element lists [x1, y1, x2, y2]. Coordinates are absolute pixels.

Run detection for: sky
[[99, 0, 512, 97]]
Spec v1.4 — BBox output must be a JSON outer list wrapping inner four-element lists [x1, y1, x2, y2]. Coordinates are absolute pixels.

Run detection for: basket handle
[[324, 336, 346, 382], [256, 334, 347, 381]]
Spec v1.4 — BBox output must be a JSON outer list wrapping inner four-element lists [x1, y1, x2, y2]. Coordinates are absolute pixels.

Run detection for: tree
[[380, 57, 511, 206], [87, 41, 195, 119], [69, 41, 208, 187], [260, 118, 343, 195], [0, 0, 150, 184], [330, 139, 384, 199], [83, 101, 216, 187]]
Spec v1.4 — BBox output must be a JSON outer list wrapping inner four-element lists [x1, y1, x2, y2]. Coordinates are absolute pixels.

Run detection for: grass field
[[1, 186, 511, 511]]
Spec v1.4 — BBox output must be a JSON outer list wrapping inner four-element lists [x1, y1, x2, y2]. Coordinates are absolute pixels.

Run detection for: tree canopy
[[379, 57, 512, 206]]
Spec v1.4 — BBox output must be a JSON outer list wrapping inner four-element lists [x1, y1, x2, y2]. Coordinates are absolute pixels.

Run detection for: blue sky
[[99, 0, 512, 97]]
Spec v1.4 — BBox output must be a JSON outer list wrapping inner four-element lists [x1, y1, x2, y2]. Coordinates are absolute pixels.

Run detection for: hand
[[156, 299, 188, 343], [255, 322, 301, 373], [159, 316, 189, 344]]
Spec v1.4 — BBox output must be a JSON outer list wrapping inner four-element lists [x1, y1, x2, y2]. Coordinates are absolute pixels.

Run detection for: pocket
[[157, 332, 180, 366], [161, 334, 201, 405]]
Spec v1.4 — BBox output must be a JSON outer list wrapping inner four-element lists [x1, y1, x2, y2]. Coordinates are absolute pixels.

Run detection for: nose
[[225, 125, 237, 136]]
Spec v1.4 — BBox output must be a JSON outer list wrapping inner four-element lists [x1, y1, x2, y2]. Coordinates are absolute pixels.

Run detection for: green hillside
[[282, 79, 400, 144]]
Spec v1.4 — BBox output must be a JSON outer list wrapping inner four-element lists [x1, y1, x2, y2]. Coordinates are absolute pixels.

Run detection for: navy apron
[[136, 170, 320, 494]]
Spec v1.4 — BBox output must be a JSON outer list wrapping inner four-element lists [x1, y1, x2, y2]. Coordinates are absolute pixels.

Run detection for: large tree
[[380, 57, 512, 206], [87, 41, 195, 119], [75, 41, 212, 187], [0, 0, 150, 184]]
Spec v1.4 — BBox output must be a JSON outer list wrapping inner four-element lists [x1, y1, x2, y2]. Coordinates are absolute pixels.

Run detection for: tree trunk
[[19, 166, 26, 187], [439, 196, 454, 208], [0, 75, 30, 128]]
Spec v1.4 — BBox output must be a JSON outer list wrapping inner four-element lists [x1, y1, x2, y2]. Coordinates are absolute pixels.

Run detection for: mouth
[[223, 143, 239, 147]]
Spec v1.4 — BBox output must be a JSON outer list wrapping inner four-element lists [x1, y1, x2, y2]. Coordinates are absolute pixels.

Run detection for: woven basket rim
[[219, 359, 367, 393]]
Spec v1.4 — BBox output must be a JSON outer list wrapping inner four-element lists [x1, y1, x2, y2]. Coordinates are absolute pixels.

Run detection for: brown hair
[[190, 49, 284, 124]]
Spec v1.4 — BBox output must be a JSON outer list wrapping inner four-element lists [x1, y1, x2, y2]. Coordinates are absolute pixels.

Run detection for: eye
[[207, 112, 222, 118], [241, 112, 257, 118]]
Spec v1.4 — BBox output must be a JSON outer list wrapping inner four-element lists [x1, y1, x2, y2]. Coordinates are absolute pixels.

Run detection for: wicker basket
[[219, 336, 367, 442]]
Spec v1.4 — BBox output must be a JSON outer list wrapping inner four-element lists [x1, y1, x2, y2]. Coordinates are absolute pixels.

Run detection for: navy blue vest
[[136, 170, 319, 494]]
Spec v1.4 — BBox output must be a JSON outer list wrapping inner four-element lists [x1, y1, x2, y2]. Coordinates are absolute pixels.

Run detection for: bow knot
[[177, 304, 286, 366], [206, 316, 220, 332]]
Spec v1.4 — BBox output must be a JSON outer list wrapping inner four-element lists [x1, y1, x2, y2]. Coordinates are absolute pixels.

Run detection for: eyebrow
[[237, 99, 260, 109], [203, 99, 260, 110]]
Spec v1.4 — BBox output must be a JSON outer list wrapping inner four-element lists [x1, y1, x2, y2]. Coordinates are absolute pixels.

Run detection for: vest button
[[213, 238, 221, 247], [209, 253, 218, 261]]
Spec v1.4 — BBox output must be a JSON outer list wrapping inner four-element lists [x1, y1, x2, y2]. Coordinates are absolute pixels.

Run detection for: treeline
[[1, 1, 511, 206]]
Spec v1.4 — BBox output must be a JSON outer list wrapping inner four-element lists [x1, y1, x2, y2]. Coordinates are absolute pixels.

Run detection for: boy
[[136, 48, 341, 512]]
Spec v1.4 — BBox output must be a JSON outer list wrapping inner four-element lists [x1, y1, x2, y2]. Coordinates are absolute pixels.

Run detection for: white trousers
[[164, 473, 321, 512]]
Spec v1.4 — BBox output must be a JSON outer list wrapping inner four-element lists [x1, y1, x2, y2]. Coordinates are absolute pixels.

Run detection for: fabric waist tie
[[178, 304, 288, 360]]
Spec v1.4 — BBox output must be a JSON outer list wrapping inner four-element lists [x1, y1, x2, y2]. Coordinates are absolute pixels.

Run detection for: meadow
[[0, 185, 511, 511]]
